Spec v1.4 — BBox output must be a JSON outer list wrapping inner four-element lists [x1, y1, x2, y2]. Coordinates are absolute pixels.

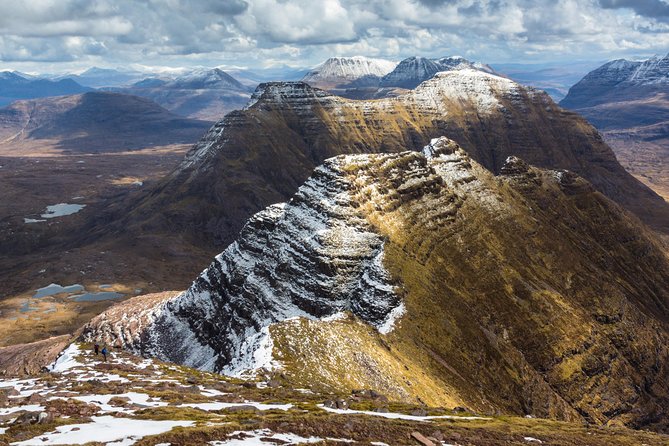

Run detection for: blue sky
[[0, 0, 668, 73]]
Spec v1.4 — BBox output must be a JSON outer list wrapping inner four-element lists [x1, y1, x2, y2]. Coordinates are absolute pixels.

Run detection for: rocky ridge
[[87, 137, 669, 430]]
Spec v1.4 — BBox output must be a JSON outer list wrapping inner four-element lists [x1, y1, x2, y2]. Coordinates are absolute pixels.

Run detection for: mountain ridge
[[85, 137, 669, 430]]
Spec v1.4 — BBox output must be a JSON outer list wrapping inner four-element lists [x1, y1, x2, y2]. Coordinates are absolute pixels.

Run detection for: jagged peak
[[500, 156, 530, 176], [245, 81, 333, 109], [422, 136, 460, 159]]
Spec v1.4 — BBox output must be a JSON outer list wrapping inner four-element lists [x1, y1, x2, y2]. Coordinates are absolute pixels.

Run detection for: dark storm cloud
[[599, 0, 669, 18]]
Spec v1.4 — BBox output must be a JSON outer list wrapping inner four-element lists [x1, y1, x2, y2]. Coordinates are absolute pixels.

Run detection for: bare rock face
[[0, 335, 72, 377], [85, 159, 403, 373], [86, 137, 669, 431]]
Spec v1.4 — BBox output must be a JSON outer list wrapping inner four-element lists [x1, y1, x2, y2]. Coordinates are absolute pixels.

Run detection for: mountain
[[114, 68, 252, 121], [561, 54, 669, 110], [0, 91, 212, 152], [560, 54, 669, 199], [108, 69, 669, 263], [0, 71, 90, 107], [60, 67, 145, 88], [302, 56, 397, 89], [379, 56, 495, 89], [85, 137, 669, 430]]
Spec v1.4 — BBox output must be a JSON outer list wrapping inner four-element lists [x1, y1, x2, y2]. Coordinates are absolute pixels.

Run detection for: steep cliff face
[[118, 68, 669, 254], [85, 138, 669, 430]]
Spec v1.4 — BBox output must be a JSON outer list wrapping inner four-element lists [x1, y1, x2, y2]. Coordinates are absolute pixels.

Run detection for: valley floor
[[605, 132, 669, 201], [0, 144, 209, 346], [1, 343, 667, 446]]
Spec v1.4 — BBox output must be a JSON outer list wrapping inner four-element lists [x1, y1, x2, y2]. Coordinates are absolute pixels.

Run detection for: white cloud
[[0, 0, 667, 71]]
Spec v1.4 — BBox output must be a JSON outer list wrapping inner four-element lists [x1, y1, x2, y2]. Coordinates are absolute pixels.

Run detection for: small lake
[[71, 291, 124, 302], [40, 203, 86, 219], [34, 283, 84, 298]]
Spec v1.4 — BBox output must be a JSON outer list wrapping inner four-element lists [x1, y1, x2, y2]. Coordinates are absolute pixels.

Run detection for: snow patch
[[181, 402, 293, 411], [378, 302, 406, 335], [209, 429, 323, 445], [318, 405, 489, 422], [48, 344, 83, 372], [11, 416, 193, 445]]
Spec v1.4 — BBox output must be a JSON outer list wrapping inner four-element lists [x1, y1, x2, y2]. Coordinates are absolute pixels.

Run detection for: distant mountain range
[[0, 71, 90, 107], [0, 91, 211, 152], [53, 67, 146, 88], [105, 68, 252, 121], [301, 55, 495, 99], [560, 54, 669, 199]]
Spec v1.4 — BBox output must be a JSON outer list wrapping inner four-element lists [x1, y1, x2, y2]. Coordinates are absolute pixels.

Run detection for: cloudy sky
[[1, 0, 668, 73]]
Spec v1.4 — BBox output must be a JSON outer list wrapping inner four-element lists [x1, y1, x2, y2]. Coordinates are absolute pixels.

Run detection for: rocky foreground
[[0, 342, 667, 446]]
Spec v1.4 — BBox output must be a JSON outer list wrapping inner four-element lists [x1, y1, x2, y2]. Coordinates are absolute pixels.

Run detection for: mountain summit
[[302, 56, 397, 89], [380, 56, 496, 89], [561, 53, 669, 109]]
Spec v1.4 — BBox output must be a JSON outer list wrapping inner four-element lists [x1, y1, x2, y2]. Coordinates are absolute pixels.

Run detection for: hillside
[[0, 92, 212, 153], [116, 68, 252, 121], [2, 340, 667, 445], [111, 69, 669, 260], [84, 138, 669, 430]]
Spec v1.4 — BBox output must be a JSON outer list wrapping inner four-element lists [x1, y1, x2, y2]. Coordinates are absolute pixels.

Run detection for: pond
[[71, 291, 124, 302], [34, 283, 85, 298], [41, 203, 86, 218]]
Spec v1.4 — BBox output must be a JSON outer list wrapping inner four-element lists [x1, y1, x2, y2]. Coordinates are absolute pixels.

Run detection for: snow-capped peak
[[302, 56, 397, 86]]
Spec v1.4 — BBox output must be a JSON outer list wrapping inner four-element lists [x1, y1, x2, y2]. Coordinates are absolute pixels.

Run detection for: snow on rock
[[86, 155, 404, 375], [11, 416, 193, 446], [409, 69, 522, 114], [318, 405, 489, 421], [48, 343, 83, 372], [302, 56, 396, 86], [209, 429, 324, 445]]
